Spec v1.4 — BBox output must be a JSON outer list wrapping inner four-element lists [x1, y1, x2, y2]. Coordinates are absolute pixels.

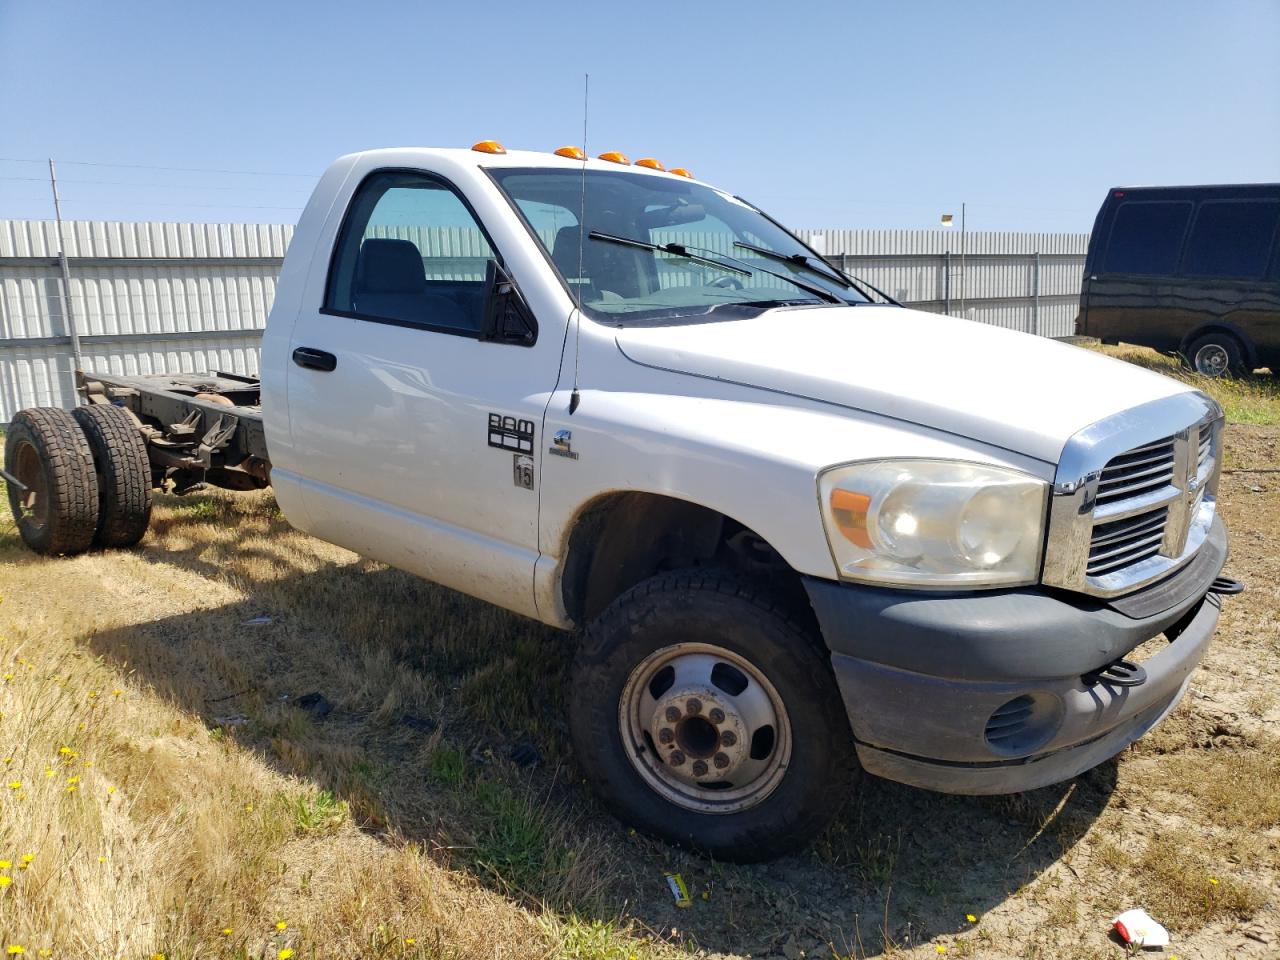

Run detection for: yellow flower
[[0, 877, 11, 889], [3, 673, 13, 681], [112, 689, 122, 697], [7, 781, 21, 790], [87, 691, 98, 700], [404, 939, 415, 946], [44, 769, 53, 779], [107, 786, 116, 795], [936, 948, 947, 955], [7, 948, 26, 956], [966, 913, 977, 923], [244, 803, 254, 813], [37, 953, 50, 959], [65, 785, 76, 794], [57, 747, 72, 755], [221, 928, 232, 936], [0, 861, 10, 869], [278, 951, 294, 960], [97, 857, 106, 864], [19, 855, 32, 864], [152, 954, 164, 960], [66, 776, 80, 785], [2, 758, 10, 765], [275, 921, 287, 931], [1209, 877, 1220, 885]]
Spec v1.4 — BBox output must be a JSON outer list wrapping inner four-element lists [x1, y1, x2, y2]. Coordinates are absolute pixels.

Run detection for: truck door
[[280, 169, 557, 618]]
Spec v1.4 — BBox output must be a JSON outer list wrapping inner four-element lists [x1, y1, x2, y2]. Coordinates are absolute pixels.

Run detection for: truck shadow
[[76, 494, 1117, 958]]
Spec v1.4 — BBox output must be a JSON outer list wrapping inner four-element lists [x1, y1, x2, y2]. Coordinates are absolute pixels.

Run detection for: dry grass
[[1, 362, 1278, 958], [0, 488, 662, 960], [1083, 342, 1280, 425]]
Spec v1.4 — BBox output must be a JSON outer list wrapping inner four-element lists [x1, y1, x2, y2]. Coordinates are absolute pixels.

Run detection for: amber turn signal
[[471, 140, 507, 155], [830, 489, 873, 549], [598, 151, 631, 165]]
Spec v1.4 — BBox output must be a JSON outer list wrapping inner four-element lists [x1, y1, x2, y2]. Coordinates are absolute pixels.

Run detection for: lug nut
[[708, 707, 725, 724], [665, 706, 681, 723], [719, 730, 737, 747], [670, 751, 686, 766], [691, 760, 709, 777], [686, 698, 703, 715], [713, 752, 731, 769], [658, 728, 675, 745]]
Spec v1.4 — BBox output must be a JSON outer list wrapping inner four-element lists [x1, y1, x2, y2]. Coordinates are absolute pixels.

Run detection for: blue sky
[[1, 0, 1276, 232]]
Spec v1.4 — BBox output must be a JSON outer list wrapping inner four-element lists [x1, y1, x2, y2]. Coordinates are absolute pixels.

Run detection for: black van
[[1076, 183, 1280, 376]]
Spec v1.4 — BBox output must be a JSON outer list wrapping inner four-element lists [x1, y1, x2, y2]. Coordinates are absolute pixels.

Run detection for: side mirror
[[481, 260, 537, 346]]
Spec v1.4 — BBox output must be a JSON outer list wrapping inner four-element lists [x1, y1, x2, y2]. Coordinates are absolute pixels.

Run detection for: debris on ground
[[400, 713, 438, 733], [292, 691, 333, 720], [242, 615, 273, 626], [665, 873, 692, 908], [508, 742, 542, 768], [212, 714, 249, 728], [1112, 908, 1170, 948]]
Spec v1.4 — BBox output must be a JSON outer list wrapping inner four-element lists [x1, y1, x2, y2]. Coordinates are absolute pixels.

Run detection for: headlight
[[818, 460, 1048, 588]]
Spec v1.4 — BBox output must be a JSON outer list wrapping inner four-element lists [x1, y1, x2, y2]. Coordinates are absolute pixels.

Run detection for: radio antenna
[[569, 72, 588, 415]]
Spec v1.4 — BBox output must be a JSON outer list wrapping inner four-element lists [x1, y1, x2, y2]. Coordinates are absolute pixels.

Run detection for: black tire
[[571, 569, 857, 862], [72, 404, 153, 548], [1185, 331, 1248, 378], [3, 407, 99, 555]]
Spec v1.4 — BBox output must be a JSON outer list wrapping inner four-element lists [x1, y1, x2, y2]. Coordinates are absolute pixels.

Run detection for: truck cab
[[6, 143, 1238, 861]]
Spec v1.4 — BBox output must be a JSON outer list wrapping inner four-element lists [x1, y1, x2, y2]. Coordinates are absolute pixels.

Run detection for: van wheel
[[570, 569, 856, 862], [3, 408, 99, 556], [72, 404, 153, 548], [1186, 332, 1247, 378]]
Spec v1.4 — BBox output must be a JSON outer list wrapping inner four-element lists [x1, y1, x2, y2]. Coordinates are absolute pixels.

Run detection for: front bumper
[[804, 515, 1228, 794]]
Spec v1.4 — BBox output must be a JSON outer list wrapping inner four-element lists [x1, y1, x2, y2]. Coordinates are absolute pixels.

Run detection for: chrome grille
[[1087, 506, 1168, 576], [1094, 438, 1176, 507], [1042, 392, 1224, 598]]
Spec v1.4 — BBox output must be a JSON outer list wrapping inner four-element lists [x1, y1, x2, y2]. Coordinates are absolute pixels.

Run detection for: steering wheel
[[707, 275, 745, 290]]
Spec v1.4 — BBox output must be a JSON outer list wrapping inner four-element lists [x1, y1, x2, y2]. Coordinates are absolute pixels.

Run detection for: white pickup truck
[[4, 142, 1241, 861]]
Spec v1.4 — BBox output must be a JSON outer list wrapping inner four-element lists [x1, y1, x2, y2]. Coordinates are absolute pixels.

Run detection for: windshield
[[488, 167, 871, 323]]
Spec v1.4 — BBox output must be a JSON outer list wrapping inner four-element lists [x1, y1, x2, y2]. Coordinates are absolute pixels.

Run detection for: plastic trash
[[1113, 909, 1170, 948], [664, 873, 691, 908]]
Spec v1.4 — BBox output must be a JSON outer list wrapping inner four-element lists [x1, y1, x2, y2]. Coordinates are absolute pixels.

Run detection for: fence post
[[48, 159, 84, 377], [943, 250, 951, 315], [1032, 251, 1041, 336]]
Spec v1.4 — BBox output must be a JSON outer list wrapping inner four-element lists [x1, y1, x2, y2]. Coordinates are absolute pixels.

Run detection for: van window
[[1103, 202, 1192, 275], [1181, 200, 1280, 279], [327, 171, 496, 333]]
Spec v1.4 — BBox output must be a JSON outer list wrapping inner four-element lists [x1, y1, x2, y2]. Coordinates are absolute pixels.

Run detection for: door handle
[[292, 347, 337, 372]]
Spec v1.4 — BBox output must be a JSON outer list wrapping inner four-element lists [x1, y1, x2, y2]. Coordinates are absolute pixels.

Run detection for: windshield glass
[[489, 167, 870, 323]]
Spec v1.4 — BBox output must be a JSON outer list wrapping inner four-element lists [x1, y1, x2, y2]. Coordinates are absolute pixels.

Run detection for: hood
[[614, 305, 1192, 464]]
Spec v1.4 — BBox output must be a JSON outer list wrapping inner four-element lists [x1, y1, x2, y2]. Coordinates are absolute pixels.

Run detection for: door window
[[1181, 200, 1280, 279], [1103, 202, 1192, 275], [327, 171, 496, 333]]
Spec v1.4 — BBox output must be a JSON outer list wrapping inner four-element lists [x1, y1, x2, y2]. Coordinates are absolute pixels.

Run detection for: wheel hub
[[1195, 343, 1229, 377], [648, 683, 750, 784], [619, 643, 792, 814]]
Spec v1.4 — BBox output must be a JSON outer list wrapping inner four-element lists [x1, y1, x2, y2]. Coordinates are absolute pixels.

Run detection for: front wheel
[[570, 570, 856, 862]]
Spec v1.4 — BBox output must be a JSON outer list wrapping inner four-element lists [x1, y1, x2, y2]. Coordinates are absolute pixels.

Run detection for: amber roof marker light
[[471, 140, 507, 154], [635, 157, 665, 171], [668, 167, 694, 179], [555, 145, 586, 160], [598, 151, 631, 165]]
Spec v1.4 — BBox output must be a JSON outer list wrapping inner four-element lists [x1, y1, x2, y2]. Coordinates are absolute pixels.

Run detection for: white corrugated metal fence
[[0, 220, 1087, 421]]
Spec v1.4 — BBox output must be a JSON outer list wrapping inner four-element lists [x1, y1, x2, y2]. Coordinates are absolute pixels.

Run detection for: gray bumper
[[805, 516, 1227, 794]]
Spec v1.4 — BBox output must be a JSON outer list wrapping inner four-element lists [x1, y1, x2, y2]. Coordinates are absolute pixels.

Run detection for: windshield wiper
[[589, 231, 842, 305], [588, 231, 750, 276], [733, 241, 852, 288]]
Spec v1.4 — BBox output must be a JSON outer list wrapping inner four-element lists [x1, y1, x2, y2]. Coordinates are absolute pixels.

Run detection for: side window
[[1103, 201, 1192, 275], [1181, 200, 1280, 279], [327, 171, 496, 333]]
